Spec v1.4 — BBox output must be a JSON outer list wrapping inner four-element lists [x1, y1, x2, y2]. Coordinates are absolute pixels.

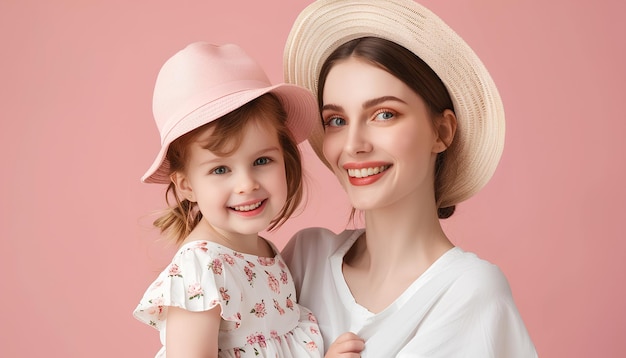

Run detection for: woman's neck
[[342, 202, 454, 313], [348, 194, 454, 276]]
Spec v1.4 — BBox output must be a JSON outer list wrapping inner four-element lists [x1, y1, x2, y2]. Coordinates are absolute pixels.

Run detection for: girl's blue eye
[[325, 117, 347, 127], [212, 166, 229, 175], [375, 111, 394, 121], [254, 157, 272, 166]]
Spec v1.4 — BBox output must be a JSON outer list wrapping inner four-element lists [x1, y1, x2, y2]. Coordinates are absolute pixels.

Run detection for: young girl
[[133, 42, 323, 357], [282, 0, 537, 357]]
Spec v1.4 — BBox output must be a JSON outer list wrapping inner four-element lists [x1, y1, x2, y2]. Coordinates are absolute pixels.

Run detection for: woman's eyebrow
[[362, 96, 407, 109], [321, 103, 343, 112]]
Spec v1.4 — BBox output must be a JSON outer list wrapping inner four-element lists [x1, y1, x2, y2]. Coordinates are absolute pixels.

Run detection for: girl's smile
[[175, 118, 288, 239], [229, 199, 267, 217]]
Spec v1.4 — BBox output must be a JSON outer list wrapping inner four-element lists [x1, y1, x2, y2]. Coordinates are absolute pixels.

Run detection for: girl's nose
[[234, 171, 260, 194]]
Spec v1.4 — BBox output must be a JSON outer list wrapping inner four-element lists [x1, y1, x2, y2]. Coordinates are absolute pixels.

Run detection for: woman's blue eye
[[376, 111, 394, 121], [212, 166, 229, 175], [326, 117, 347, 127], [254, 157, 271, 166]]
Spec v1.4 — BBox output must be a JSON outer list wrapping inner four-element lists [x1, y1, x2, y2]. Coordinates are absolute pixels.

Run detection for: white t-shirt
[[282, 227, 537, 358]]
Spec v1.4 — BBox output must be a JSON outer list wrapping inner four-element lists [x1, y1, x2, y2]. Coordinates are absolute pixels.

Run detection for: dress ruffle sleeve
[[133, 241, 243, 331]]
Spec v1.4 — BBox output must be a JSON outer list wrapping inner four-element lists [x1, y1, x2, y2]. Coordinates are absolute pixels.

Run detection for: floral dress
[[134, 240, 323, 357]]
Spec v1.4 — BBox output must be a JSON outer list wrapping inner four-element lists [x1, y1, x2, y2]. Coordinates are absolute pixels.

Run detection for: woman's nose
[[344, 124, 372, 155]]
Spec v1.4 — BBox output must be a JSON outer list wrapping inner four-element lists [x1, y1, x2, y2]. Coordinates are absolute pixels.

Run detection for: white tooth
[[234, 201, 262, 211], [347, 165, 389, 178]]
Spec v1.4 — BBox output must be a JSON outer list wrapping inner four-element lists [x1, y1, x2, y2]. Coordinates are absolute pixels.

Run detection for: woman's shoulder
[[281, 227, 362, 269], [446, 248, 514, 300], [288, 227, 362, 252]]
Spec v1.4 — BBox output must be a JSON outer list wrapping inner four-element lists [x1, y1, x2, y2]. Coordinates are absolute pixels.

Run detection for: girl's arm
[[165, 305, 222, 358], [325, 332, 365, 358]]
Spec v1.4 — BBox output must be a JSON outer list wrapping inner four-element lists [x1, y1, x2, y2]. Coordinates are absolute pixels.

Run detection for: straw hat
[[142, 42, 318, 184], [284, 0, 505, 207]]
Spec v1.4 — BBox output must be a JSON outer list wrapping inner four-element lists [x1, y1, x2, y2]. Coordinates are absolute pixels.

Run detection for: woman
[[282, 0, 537, 357]]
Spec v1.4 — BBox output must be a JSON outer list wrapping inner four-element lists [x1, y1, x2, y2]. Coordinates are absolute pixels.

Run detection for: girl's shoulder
[[133, 240, 249, 330]]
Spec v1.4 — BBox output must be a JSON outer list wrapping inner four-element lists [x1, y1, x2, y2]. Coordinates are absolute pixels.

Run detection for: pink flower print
[[233, 347, 245, 358], [246, 333, 257, 345], [278, 259, 286, 269], [310, 326, 319, 335], [256, 333, 267, 348], [168, 264, 182, 278], [244, 265, 256, 285], [270, 330, 281, 343], [280, 270, 288, 284], [257, 257, 275, 266], [209, 258, 223, 275], [153, 280, 164, 288], [250, 300, 266, 317], [147, 296, 165, 320], [247, 260, 256, 268], [194, 241, 208, 252], [286, 294, 294, 310], [233, 312, 242, 328], [219, 287, 230, 304], [187, 282, 204, 300], [225, 312, 242, 328], [273, 299, 285, 315], [220, 253, 235, 265], [234, 252, 244, 259], [266, 271, 280, 293], [308, 312, 318, 323], [305, 341, 318, 351]]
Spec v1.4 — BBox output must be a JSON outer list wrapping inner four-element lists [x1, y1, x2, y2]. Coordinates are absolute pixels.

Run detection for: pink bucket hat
[[142, 42, 318, 184]]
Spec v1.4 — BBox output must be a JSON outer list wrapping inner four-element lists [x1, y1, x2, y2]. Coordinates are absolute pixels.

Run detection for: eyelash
[[323, 109, 397, 128], [373, 109, 396, 121], [211, 166, 229, 175], [209, 157, 273, 175], [254, 157, 272, 166], [323, 116, 346, 128]]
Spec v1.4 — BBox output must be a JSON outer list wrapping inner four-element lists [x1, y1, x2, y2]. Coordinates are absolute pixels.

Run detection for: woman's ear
[[433, 109, 457, 153], [171, 172, 195, 202]]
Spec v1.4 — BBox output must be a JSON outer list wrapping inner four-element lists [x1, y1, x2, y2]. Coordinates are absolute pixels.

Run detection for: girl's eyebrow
[[321, 96, 407, 112], [255, 146, 281, 156]]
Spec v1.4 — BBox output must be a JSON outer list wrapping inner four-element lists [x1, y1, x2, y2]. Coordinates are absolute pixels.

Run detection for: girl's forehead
[[194, 116, 279, 151]]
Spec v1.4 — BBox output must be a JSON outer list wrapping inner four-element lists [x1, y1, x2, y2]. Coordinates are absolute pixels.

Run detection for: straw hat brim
[[284, 0, 505, 207]]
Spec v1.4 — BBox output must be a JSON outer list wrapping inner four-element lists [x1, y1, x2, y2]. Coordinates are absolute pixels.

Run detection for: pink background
[[1, 0, 624, 356]]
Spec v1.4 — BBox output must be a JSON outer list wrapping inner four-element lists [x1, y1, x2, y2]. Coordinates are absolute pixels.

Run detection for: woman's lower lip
[[348, 171, 385, 186]]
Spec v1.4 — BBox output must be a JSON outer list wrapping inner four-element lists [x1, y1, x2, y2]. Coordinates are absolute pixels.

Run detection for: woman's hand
[[324, 332, 365, 358]]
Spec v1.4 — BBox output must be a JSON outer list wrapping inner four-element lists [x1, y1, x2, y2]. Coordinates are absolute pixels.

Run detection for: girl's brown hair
[[317, 37, 457, 219], [153, 93, 304, 245]]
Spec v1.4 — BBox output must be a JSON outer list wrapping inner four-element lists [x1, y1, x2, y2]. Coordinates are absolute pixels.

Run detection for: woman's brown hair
[[317, 37, 457, 219], [153, 93, 304, 245]]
